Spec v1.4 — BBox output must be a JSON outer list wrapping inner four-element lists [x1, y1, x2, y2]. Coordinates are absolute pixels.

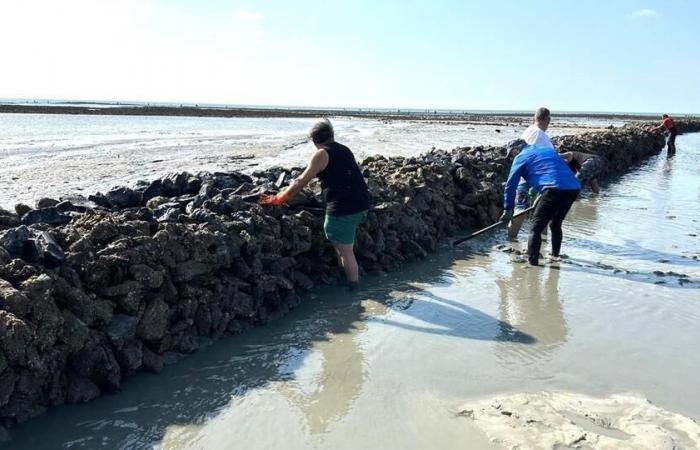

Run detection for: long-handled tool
[[453, 204, 536, 246]]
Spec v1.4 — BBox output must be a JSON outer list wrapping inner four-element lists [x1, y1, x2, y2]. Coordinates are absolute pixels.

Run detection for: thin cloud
[[233, 10, 265, 24], [627, 9, 658, 19]]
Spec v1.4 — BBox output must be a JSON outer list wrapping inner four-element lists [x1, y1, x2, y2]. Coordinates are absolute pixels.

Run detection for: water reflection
[[276, 299, 382, 435], [495, 264, 567, 363]]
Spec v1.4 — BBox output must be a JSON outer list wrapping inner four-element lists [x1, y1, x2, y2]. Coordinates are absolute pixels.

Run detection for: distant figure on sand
[[258, 119, 370, 290], [521, 107, 555, 149], [559, 151, 604, 194], [650, 114, 677, 153], [501, 138, 581, 266]]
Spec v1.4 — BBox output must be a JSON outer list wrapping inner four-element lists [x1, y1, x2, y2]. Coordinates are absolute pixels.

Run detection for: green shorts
[[324, 210, 368, 245]]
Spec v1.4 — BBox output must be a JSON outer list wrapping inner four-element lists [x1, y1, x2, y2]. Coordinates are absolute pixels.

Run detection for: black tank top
[[316, 142, 370, 216]]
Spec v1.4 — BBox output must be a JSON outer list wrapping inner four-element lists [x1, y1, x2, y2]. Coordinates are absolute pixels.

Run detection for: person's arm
[[258, 149, 329, 205], [503, 153, 528, 211], [650, 121, 667, 133]]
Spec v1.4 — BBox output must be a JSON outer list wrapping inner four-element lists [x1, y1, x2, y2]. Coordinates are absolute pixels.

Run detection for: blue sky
[[1, 0, 698, 113]]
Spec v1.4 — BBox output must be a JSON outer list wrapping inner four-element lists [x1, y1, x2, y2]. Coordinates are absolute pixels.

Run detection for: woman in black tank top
[[258, 119, 369, 291], [316, 142, 370, 216]]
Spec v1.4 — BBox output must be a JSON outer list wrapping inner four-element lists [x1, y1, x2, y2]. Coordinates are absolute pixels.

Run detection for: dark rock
[[58, 195, 100, 212], [163, 173, 185, 195], [129, 264, 164, 289], [114, 340, 143, 375], [14, 204, 32, 217], [142, 179, 163, 201], [152, 203, 182, 222], [0, 311, 33, 366], [101, 281, 141, 298], [105, 314, 138, 343], [137, 296, 170, 342], [141, 347, 164, 373], [35, 198, 59, 209], [87, 193, 112, 209], [199, 182, 218, 198], [105, 187, 141, 209], [146, 196, 169, 209], [0, 226, 31, 258], [183, 175, 202, 194], [0, 209, 20, 229], [33, 231, 65, 268], [55, 201, 74, 212], [212, 172, 247, 190], [66, 378, 101, 403], [60, 311, 90, 352], [291, 270, 314, 290], [173, 261, 214, 282], [0, 278, 32, 318], [21, 208, 70, 226], [88, 221, 119, 245], [69, 336, 121, 391]]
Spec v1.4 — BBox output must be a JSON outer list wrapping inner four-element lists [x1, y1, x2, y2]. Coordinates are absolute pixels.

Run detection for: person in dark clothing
[[651, 114, 678, 153], [501, 144, 581, 266], [259, 119, 370, 289], [559, 150, 604, 193]]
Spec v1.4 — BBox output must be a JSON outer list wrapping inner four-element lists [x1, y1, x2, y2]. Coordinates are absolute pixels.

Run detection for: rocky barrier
[[0, 124, 677, 433], [677, 119, 700, 134]]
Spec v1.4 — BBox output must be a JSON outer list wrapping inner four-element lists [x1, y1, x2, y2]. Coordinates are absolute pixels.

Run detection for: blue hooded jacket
[[503, 145, 580, 210]]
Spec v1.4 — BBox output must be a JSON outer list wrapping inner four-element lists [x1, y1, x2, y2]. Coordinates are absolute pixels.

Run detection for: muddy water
[[4, 135, 700, 449]]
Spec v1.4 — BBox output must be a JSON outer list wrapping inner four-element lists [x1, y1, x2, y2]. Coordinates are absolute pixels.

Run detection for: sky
[[1, 0, 698, 114]]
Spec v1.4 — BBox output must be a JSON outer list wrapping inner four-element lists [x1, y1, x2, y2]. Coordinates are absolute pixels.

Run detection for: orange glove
[[257, 191, 291, 206]]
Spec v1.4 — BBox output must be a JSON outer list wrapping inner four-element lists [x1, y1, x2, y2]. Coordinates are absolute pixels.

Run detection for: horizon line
[[1, 97, 698, 117]]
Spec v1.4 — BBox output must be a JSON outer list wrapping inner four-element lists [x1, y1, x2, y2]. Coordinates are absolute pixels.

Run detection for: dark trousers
[[528, 188, 579, 265], [668, 128, 677, 153]]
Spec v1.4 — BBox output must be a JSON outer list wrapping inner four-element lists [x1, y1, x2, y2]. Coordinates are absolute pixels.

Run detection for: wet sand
[[460, 391, 700, 449], [3, 134, 698, 448], [0, 113, 607, 209]]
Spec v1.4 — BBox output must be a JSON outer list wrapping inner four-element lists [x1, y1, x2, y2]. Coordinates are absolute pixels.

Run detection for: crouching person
[[501, 143, 581, 266], [560, 151, 604, 194], [259, 119, 370, 290]]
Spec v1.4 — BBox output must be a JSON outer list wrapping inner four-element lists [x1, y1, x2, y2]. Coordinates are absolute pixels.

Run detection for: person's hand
[[500, 209, 514, 222], [257, 191, 290, 206]]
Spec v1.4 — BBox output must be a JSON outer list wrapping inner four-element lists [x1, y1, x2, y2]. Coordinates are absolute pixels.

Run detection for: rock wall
[[677, 119, 700, 134], [0, 125, 673, 429]]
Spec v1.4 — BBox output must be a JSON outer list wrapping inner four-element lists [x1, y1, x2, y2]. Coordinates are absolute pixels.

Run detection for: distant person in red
[[651, 114, 677, 153]]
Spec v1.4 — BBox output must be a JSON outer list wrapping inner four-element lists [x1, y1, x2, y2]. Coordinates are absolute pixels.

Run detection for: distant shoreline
[[0, 104, 689, 122]]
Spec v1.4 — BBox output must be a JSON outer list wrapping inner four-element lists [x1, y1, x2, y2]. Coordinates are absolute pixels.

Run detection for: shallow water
[[3, 135, 700, 449], [0, 113, 598, 209]]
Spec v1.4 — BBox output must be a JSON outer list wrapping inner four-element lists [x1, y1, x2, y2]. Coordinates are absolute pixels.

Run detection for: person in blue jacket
[[501, 144, 580, 266]]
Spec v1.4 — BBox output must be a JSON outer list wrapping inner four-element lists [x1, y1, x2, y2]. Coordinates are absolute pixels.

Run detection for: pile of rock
[[0, 125, 670, 430]]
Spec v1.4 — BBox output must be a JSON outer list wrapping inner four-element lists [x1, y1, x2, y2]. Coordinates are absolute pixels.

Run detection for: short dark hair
[[535, 107, 550, 122], [309, 119, 334, 144], [662, 114, 669, 118]]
